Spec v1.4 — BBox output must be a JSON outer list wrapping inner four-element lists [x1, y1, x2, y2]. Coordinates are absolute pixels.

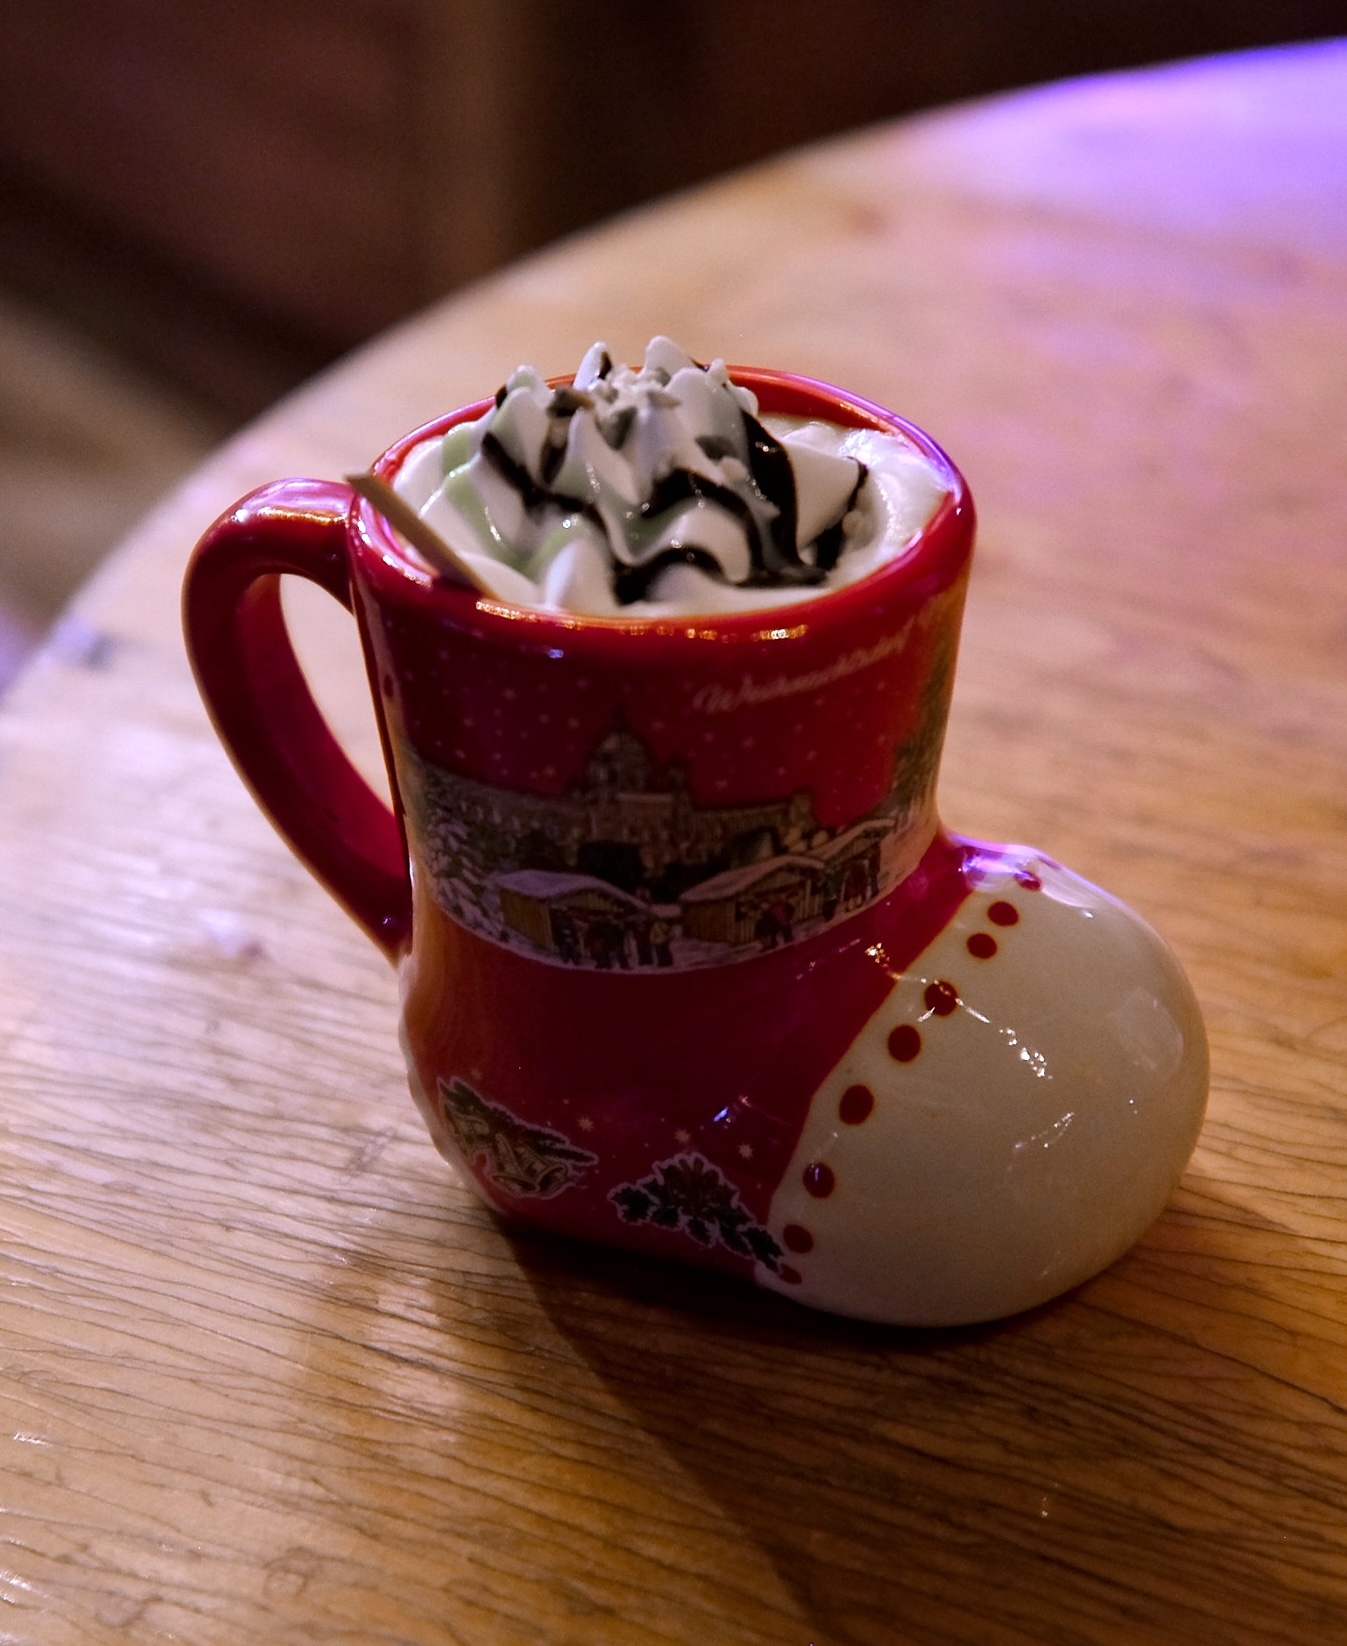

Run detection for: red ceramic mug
[[184, 366, 1206, 1326]]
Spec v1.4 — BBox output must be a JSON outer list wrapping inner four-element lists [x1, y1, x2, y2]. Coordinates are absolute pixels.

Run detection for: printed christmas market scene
[[402, 703, 946, 973]]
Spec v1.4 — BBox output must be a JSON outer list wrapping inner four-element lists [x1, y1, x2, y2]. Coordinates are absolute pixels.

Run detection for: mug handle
[[182, 477, 411, 959]]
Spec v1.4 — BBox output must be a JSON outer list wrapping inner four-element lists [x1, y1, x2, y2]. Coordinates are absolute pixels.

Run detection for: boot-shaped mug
[[183, 366, 1207, 1326]]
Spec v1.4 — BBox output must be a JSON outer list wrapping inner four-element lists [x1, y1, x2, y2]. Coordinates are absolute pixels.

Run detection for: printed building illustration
[[403, 659, 950, 972]]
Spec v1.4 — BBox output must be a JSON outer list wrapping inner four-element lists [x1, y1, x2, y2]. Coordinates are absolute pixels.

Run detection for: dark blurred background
[[1, 0, 1344, 680]]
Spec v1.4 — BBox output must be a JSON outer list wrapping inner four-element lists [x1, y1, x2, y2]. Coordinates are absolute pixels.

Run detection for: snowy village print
[[401, 647, 951, 973]]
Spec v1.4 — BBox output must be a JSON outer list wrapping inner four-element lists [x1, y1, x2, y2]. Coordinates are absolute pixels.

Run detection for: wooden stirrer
[[345, 470, 494, 596]]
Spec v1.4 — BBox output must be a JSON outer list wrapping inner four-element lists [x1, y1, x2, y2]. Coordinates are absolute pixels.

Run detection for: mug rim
[[356, 366, 974, 654]]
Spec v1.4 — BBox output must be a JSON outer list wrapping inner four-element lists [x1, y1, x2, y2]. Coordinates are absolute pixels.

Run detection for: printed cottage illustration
[[402, 675, 948, 971]]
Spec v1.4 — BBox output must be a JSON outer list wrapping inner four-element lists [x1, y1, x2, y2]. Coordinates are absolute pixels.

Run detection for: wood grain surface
[[3, 43, 1346, 1646]]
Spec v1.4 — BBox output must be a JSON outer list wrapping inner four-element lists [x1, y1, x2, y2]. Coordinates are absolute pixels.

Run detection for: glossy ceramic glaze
[[183, 368, 1208, 1326], [760, 844, 1207, 1324]]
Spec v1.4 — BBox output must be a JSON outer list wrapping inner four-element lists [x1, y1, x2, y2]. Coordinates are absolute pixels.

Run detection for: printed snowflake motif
[[438, 1078, 597, 1199], [609, 1152, 783, 1270]]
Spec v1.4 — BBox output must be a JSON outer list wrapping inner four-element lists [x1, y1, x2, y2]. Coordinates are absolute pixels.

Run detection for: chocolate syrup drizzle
[[484, 378, 868, 605], [812, 462, 869, 572]]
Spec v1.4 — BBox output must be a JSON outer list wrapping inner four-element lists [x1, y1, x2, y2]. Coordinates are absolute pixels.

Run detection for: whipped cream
[[394, 337, 948, 617]]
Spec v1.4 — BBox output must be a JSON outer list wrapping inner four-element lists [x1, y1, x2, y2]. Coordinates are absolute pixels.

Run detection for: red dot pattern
[[839, 1083, 875, 1124], [778, 1264, 803, 1285], [802, 888, 1032, 1259], [803, 1162, 836, 1198], [924, 979, 959, 1016]]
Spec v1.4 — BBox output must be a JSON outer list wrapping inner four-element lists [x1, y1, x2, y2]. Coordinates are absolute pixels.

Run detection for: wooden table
[[4, 42, 1346, 1645]]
